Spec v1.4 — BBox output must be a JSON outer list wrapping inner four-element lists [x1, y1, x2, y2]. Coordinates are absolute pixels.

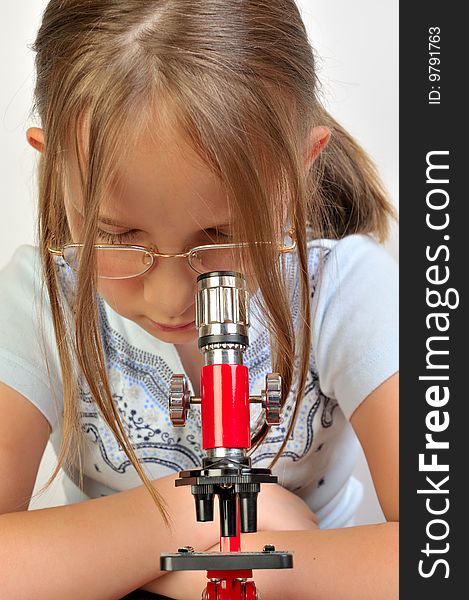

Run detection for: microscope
[[160, 271, 293, 599]]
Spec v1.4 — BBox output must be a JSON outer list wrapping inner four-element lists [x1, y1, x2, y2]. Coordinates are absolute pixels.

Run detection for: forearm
[[143, 522, 399, 600], [0, 476, 220, 600]]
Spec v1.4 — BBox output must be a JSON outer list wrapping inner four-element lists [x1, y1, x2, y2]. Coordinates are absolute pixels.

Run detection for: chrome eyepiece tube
[[196, 271, 250, 352]]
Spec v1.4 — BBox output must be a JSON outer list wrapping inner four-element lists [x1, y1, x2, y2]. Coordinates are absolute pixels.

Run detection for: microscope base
[[160, 550, 293, 571]]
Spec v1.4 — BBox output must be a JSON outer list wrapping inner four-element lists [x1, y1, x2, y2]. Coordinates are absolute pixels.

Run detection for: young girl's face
[[63, 118, 234, 347], [27, 117, 328, 348]]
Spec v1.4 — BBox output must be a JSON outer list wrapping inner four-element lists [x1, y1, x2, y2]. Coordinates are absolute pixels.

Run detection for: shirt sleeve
[[0, 246, 63, 431], [310, 234, 399, 420]]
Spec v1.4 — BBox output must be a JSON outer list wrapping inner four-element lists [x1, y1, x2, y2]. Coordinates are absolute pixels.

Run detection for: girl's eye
[[95, 227, 233, 246], [206, 228, 233, 242], [96, 228, 139, 244]]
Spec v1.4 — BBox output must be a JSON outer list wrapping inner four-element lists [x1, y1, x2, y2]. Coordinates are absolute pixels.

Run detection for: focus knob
[[169, 374, 190, 427], [262, 373, 282, 425]]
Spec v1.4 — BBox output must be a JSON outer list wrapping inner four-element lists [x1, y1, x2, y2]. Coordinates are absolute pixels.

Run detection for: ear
[[304, 126, 331, 167], [26, 127, 45, 153]]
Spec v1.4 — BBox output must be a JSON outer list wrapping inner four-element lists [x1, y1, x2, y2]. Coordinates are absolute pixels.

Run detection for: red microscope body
[[160, 271, 293, 599]]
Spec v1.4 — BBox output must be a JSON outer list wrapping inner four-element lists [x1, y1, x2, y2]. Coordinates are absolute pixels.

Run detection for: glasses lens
[[189, 245, 253, 274], [63, 246, 153, 279], [62, 246, 80, 271]]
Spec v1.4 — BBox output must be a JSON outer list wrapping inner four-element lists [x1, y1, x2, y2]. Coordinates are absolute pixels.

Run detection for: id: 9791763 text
[[428, 26, 441, 105]]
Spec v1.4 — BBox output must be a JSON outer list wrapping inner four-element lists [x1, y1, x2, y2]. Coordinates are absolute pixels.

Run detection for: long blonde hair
[[29, 0, 396, 520]]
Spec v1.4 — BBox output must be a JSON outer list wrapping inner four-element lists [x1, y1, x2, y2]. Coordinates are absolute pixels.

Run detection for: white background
[[0, 1, 398, 523]]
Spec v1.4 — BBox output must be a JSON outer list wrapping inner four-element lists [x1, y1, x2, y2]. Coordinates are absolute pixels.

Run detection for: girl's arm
[[0, 383, 226, 599], [351, 372, 399, 522], [0, 382, 320, 599], [143, 524, 398, 600], [0, 473, 225, 599], [142, 373, 399, 599]]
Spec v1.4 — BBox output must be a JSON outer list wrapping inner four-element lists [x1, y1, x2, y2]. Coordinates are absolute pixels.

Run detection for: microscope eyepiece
[[196, 271, 249, 350]]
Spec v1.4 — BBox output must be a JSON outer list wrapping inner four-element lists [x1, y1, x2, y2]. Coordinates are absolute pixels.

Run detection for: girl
[[0, 1, 398, 598]]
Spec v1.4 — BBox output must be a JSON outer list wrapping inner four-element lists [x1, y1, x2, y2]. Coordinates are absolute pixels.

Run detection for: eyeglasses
[[48, 229, 297, 279]]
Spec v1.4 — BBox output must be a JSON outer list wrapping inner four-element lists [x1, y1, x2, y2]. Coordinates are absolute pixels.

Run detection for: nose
[[143, 255, 197, 319]]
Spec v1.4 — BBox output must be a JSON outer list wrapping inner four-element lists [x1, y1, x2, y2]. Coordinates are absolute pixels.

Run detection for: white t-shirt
[[0, 234, 398, 528]]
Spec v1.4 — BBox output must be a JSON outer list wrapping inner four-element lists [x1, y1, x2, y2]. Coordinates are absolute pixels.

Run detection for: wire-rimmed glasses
[[48, 229, 297, 280]]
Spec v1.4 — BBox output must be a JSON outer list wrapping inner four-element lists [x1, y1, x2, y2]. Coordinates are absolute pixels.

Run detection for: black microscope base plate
[[160, 550, 293, 572]]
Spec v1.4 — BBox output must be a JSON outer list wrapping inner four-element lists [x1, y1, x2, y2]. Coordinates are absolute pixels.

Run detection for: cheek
[[64, 199, 85, 241], [97, 278, 142, 316]]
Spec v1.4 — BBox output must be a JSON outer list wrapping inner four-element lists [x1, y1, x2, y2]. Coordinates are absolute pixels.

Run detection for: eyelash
[[96, 229, 139, 244], [205, 229, 233, 242], [95, 228, 232, 245]]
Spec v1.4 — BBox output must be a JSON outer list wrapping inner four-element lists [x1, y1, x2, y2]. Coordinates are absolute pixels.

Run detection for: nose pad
[[142, 253, 153, 268], [143, 256, 198, 316]]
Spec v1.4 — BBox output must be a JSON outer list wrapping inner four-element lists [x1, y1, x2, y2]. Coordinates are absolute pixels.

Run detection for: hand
[[257, 483, 319, 532]]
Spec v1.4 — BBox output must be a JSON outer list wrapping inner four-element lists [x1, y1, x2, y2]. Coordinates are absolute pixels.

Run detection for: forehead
[[74, 110, 231, 227]]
